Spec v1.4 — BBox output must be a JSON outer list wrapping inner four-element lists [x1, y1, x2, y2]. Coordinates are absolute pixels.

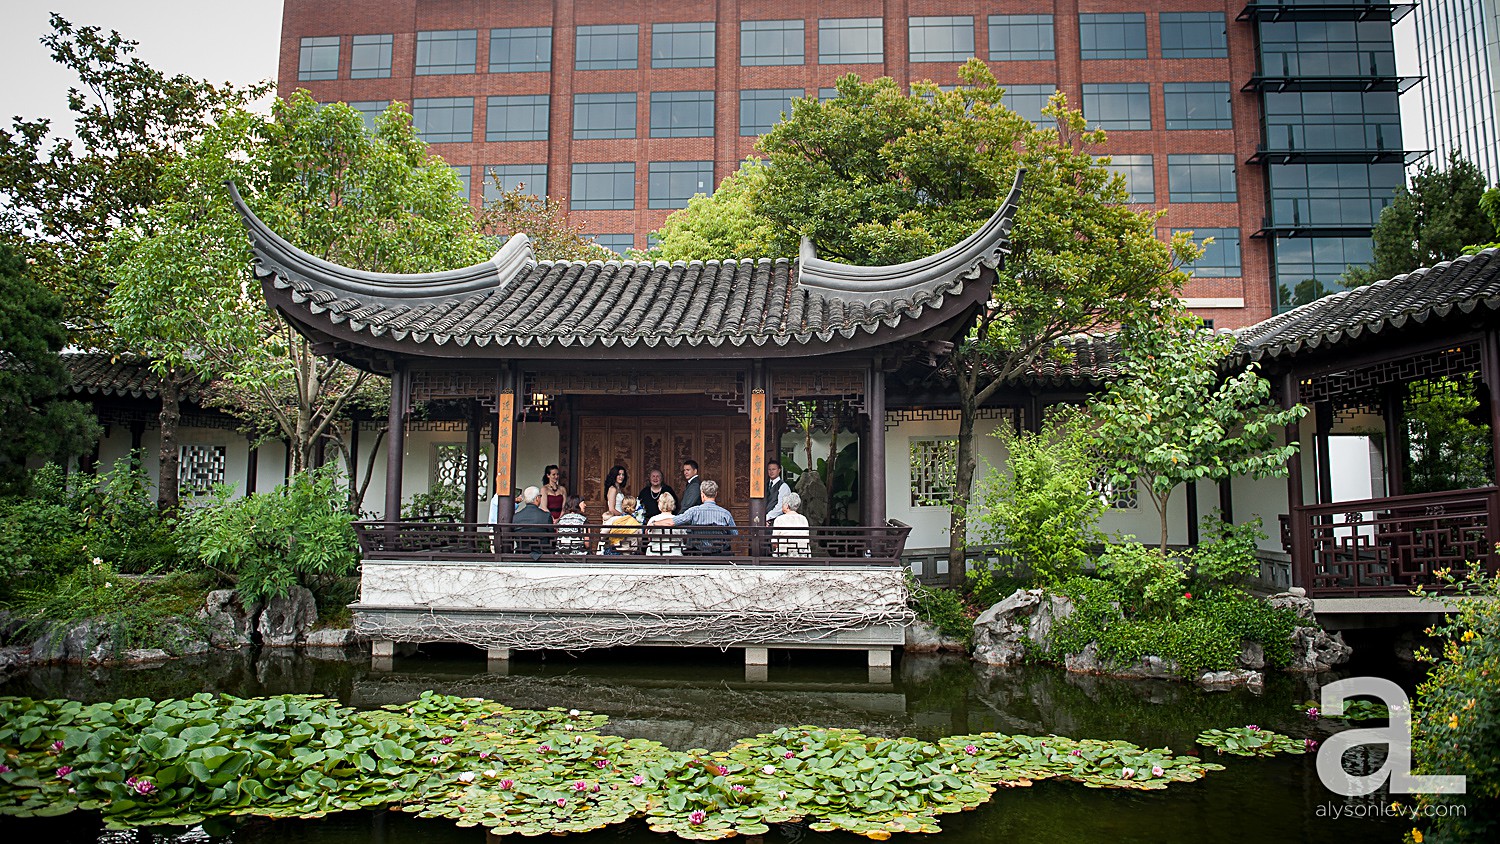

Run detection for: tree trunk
[[1156, 488, 1173, 554], [157, 375, 181, 512], [947, 391, 979, 588]]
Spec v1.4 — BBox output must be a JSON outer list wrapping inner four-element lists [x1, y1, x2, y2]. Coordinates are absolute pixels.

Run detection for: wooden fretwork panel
[[577, 415, 751, 523]]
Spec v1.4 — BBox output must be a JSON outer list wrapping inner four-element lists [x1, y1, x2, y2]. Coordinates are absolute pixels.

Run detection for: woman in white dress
[[646, 492, 679, 555], [603, 465, 629, 518], [773, 493, 811, 557]]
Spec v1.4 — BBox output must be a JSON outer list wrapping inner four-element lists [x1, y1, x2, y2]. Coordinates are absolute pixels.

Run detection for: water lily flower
[[51, 740, 64, 752], [631, 775, 645, 786], [732, 785, 745, 792], [56, 766, 73, 778], [0, 764, 11, 773], [591, 784, 600, 792], [440, 737, 454, 745], [556, 798, 567, 808], [1070, 749, 1081, 757], [133, 778, 156, 795], [689, 810, 707, 825], [1246, 725, 1261, 732], [457, 772, 476, 783], [783, 751, 794, 759], [479, 751, 491, 759], [595, 759, 608, 768], [762, 765, 776, 775], [1121, 768, 1135, 779], [1151, 766, 1164, 778], [429, 755, 443, 765], [777, 790, 787, 799], [716, 765, 730, 776], [499, 779, 515, 790], [539, 744, 553, 753], [483, 769, 498, 778], [1306, 707, 1320, 720], [964, 745, 978, 756], [1305, 739, 1319, 752], [573, 781, 588, 791], [569, 709, 581, 717]]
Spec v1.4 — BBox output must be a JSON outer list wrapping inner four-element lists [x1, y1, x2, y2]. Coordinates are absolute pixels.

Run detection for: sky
[[0, 1, 283, 137]]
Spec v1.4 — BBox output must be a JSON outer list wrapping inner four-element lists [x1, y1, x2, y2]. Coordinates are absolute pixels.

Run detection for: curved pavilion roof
[[230, 174, 1023, 369]]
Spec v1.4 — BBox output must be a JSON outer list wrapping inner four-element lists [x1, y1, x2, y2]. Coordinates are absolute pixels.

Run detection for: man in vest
[[764, 459, 792, 524]]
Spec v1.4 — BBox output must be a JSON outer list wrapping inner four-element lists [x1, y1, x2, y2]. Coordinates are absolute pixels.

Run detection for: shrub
[[1097, 540, 1187, 618], [907, 581, 973, 644], [404, 482, 463, 520], [72, 460, 181, 573], [177, 466, 359, 602], [973, 407, 1104, 586], [1409, 573, 1500, 843], [1190, 514, 1264, 591], [10, 560, 214, 652]]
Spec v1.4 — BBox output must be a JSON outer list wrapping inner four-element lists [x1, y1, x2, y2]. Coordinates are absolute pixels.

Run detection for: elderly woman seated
[[772, 492, 811, 557]]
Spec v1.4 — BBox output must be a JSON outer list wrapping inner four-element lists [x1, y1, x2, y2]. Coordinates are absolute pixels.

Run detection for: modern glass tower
[[1415, 0, 1500, 183]]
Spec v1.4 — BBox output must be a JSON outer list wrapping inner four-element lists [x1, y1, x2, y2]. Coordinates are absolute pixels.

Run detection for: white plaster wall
[[1230, 472, 1294, 553], [881, 415, 1008, 550], [91, 423, 260, 502]]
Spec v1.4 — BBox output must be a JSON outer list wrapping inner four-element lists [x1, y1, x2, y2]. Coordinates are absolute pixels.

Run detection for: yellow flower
[[1448, 713, 1459, 729], [1413, 829, 1423, 843], [1464, 699, 1476, 711], [1462, 630, 1477, 642]]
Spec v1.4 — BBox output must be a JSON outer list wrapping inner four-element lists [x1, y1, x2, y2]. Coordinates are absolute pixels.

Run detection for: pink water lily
[[0, 764, 11, 773], [573, 781, 588, 792], [132, 778, 156, 795], [716, 765, 730, 776], [631, 775, 645, 786], [51, 740, 64, 752], [1305, 739, 1319, 751], [499, 779, 515, 789], [556, 797, 567, 808], [964, 745, 978, 756], [1306, 707, 1320, 720], [1070, 749, 1081, 757], [440, 737, 454, 745], [595, 759, 608, 768], [478, 751, 491, 759], [732, 784, 745, 792], [1246, 725, 1261, 732], [783, 751, 794, 759], [539, 744, 553, 753], [56, 766, 73, 778], [1121, 768, 1135, 779], [1151, 766, 1165, 778], [689, 810, 707, 825], [429, 755, 442, 765]]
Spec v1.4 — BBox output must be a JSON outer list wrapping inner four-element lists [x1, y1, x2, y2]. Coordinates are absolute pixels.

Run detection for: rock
[[1197, 669, 1265, 691], [0, 610, 23, 646], [121, 648, 172, 664], [1237, 639, 1266, 670], [257, 587, 318, 647], [972, 589, 1078, 666], [1393, 628, 1428, 663], [32, 619, 118, 664], [1267, 591, 1316, 622], [198, 590, 263, 647], [0, 646, 30, 680], [1287, 625, 1353, 672], [159, 620, 212, 656], [304, 628, 361, 648], [1064, 642, 1181, 680]]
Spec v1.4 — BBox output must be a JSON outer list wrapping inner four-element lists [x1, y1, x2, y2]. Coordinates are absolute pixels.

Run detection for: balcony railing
[[1285, 487, 1500, 597], [354, 520, 912, 567]]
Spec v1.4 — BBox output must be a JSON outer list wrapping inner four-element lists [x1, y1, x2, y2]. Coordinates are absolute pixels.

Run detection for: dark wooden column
[[494, 365, 517, 526], [384, 366, 407, 522], [246, 437, 259, 494], [1186, 481, 1200, 546], [866, 360, 887, 527], [749, 363, 769, 526], [348, 421, 361, 493], [1381, 383, 1407, 497], [1282, 371, 1308, 590], [1314, 401, 1334, 505], [463, 400, 483, 524], [1485, 329, 1500, 484], [1218, 477, 1234, 523]]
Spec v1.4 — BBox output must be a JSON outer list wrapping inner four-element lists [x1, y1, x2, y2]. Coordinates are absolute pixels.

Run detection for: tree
[[1089, 310, 1306, 552], [1342, 153, 1495, 287], [107, 94, 492, 491], [476, 177, 615, 261], [0, 243, 101, 489], [648, 161, 779, 260]]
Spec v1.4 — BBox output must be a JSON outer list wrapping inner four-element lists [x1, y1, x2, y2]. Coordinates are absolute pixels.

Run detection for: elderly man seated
[[511, 485, 555, 556], [670, 480, 738, 555]]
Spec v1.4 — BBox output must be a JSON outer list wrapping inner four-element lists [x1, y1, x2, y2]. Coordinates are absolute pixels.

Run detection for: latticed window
[[179, 445, 226, 494], [909, 438, 959, 506], [1090, 471, 1139, 509], [432, 444, 490, 498]]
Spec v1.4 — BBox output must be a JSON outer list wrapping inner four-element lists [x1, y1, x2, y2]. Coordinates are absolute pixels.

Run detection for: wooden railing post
[[1487, 488, 1500, 578]]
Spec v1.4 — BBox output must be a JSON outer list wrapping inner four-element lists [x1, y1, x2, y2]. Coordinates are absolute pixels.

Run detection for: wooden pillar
[[867, 360, 887, 527], [1186, 480, 1200, 547], [348, 420, 361, 493], [1314, 401, 1334, 505], [1485, 329, 1500, 484], [1024, 392, 1042, 433], [1218, 477, 1234, 523], [749, 363, 768, 526], [463, 401, 482, 524], [1381, 383, 1407, 497], [384, 366, 407, 522], [246, 438, 259, 494], [494, 366, 517, 526], [1282, 371, 1308, 589], [129, 421, 146, 459]]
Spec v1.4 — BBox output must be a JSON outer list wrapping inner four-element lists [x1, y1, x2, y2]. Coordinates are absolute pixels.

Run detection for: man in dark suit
[[511, 485, 555, 556], [678, 459, 703, 512]]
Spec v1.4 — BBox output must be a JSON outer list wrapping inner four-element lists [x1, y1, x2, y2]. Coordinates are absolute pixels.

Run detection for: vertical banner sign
[[750, 389, 766, 499], [495, 391, 515, 499]]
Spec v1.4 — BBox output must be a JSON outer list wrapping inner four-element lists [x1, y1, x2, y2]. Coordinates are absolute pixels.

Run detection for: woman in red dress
[[541, 464, 567, 522]]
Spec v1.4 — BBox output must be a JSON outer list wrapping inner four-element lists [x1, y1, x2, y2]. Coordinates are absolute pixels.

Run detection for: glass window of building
[[1258, 20, 1395, 77], [483, 164, 549, 202], [415, 30, 477, 75], [349, 35, 392, 79], [1268, 162, 1402, 227], [1175, 227, 1241, 277], [1275, 236, 1373, 309], [650, 91, 715, 138], [299, 36, 340, 81], [909, 17, 975, 63], [1160, 13, 1227, 59], [1082, 83, 1151, 130], [571, 163, 636, 210], [573, 93, 637, 139], [1002, 84, 1059, 125], [576, 24, 638, 70], [1164, 83, 1232, 130], [486, 95, 550, 142], [591, 234, 635, 254], [652, 22, 715, 68], [1264, 90, 1401, 150], [450, 165, 472, 202], [741, 20, 804, 66], [1167, 154, 1238, 202], [490, 27, 552, 72], [411, 97, 474, 143], [740, 88, 804, 135], [819, 18, 883, 64], [348, 100, 390, 132], [988, 15, 1055, 61], [818, 87, 840, 102], [648, 161, 715, 209], [1079, 14, 1147, 60], [1097, 154, 1155, 203]]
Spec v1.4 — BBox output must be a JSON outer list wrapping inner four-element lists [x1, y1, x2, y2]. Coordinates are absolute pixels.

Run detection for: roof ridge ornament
[[224, 180, 536, 301], [795, 169, 1025, 303]]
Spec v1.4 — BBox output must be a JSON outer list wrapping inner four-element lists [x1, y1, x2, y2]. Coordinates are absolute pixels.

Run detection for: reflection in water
[[0, 646, 1406, 843]]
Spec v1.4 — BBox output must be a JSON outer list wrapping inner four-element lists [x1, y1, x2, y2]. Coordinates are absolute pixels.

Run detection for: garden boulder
[[1267, 590, 1353, 672], [198, 590, 263, 647], [972, 589, 1076, 666], [1064, 642, 1180, 680], [904, 621, 967, 653], [1197, 669, 1265, 691], [304, 627, 362, 648], [257, 586, 318, 647]]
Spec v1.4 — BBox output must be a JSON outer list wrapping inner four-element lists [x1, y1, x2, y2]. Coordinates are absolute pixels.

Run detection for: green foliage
[[1293, 699, 1389, 721], [1342, 153, 1495, 288], [476, 181, 615, 261], [906, 582, 973, 644], [973, 407, 1104, 586], [9, 563, 213, 653], [69, 459, 182, 573], [0, 244, 101, 487], [1190, 514, 1266, 592], [1409, 572, 1500, 843], [648, 160, 779, 260], [966, 565, 1033, 612], [175, 467, 358, 602], [403, 483, 464, 520], [0, 693, 1229, 837], [1097, 541, 1187, 619], [1195, 726, 1307, 757], [1404, 374, 1493, 494], [1091, 309, 1307, 550]]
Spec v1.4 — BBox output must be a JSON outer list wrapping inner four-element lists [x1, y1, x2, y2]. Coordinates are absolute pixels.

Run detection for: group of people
[[504, 458, 810, 556]]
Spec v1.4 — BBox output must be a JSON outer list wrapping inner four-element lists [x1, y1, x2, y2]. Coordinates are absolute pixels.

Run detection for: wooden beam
[[384, 366, 407, 522], [464, 401, 482, 525], [867, 360, 887, 527]]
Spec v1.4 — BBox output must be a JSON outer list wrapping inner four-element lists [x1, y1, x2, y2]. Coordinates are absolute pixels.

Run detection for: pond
[[0, 644, 1410, 843]]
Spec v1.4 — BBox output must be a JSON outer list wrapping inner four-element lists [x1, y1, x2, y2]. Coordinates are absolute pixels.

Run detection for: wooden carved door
[[577, 415, 752, 523]]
